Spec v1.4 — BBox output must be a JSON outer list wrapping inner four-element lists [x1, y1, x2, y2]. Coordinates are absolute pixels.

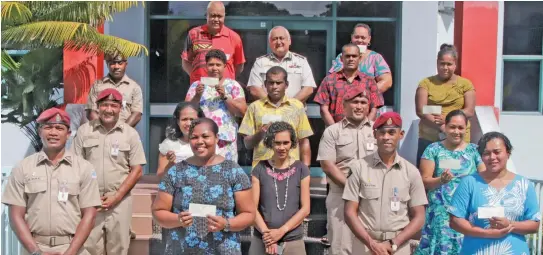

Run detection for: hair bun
[[440, 43, 456, 51]]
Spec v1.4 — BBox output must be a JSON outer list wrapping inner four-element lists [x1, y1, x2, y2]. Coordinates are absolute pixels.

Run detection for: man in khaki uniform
[[317, 86, 375, 255], [247, 26, 316, 103], [74, 88, 147, 255], [343, 112, 427, 255], [2, 108, 101, 255], [85, 53, 143, 127]]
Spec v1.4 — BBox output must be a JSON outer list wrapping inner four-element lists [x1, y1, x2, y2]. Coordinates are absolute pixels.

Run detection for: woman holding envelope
[[448, 132, 541, 255], [415, 110, 485, 255], [249, 121, 310, 255], [415, 44, 476, 167], [156, 102, 205, 178], [152, 118, 255, 254]]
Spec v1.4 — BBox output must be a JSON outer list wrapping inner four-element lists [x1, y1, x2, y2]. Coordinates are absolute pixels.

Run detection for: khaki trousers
[[84, 194, 132, 255], [353, 238, 411, 255], [326, 190, 354, 255], [22, 243, 89, 255], [248, 236, 306, 255]]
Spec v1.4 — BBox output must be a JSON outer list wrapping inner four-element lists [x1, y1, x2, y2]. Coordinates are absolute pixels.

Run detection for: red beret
[[373, 112, 402, 130], [96, 88, 123, 103], [344, 86, 369, 101], [36, 108, 71, 126]]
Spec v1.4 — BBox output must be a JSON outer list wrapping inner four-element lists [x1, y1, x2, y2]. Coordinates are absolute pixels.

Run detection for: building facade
[[2, 1, 543, 180]]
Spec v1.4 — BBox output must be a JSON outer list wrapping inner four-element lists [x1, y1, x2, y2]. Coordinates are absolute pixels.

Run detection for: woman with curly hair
[[249, 121, 311, 255]]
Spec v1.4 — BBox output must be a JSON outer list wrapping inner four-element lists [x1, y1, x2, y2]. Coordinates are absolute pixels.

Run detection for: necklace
[[270, 158, 291, 211]]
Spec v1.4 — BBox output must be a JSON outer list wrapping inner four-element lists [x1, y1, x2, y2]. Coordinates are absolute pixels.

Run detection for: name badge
[[58, 181, 68, 202], [189, 203, 217, 217], [391, 187, 400, 211], [366, 142, 375, 151], [111, 140, 119, 156], [478, 206, 505, 219]]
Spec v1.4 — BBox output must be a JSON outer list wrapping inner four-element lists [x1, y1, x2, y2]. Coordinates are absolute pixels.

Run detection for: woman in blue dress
[[415, 110, 485, 255], [151, 118, 256, 254], [448, 132, 541, 255]]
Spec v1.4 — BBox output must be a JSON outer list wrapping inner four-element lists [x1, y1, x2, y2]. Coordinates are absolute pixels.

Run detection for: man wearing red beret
[[2, 108, 101, 255], [317, 86, 375, 254], [73, 88, 147, 255], [343, 112, 428, 255], [85, 52, 143, 128]]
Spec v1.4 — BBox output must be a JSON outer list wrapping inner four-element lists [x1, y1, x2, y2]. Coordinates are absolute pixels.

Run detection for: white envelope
[[439, 159, 461, 169], [262, 115, 282, 125], [478, 206, 505, 219], [158, 142, 181, 155], [422, 105, 442, 115], [200, 77, 219, 87], [189, 203, 217, 217]]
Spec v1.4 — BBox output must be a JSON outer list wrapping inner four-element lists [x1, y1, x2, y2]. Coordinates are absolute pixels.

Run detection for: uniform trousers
[[326, 190, 354, 255], [248, 236, 306, 255]]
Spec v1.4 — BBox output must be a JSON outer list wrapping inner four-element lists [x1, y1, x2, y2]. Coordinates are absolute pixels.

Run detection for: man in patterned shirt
[[314, 43, 381, 124], [181, 1, 245, 84], [239, 66, 313, 168]]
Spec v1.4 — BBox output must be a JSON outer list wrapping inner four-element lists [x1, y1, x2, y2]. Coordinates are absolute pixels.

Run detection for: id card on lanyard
[[391, 187, 400, 212], [111, 139, 120, 156], [58, 180, 68, 202]]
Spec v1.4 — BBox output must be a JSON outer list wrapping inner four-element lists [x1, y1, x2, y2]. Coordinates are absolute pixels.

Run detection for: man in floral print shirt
[[186, 49, 247, 162]]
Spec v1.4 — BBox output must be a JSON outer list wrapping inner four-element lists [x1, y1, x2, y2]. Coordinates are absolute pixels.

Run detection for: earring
[[368, 42, 371, 47]]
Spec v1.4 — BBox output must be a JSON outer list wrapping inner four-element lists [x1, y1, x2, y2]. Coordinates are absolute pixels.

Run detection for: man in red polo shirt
[[181, 1, 246, 84], [314, 43, 382, 125]]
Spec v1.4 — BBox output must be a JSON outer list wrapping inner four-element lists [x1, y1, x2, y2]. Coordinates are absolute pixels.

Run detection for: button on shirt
[[85, 75, 143, 123], [342, 153, 428, 232], [181, 25, 245, 84], [247, 51, 316, 98], [317, 118, 375, 192], [239, 97, 314, 167], [72, 120, 147, 194], [314, 71, 382, 123], [1, 151, 101, 236]]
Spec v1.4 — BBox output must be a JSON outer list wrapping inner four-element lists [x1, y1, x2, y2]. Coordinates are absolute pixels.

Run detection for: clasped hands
[[262, 228, 287, 255], [177, 212, 228, 232]]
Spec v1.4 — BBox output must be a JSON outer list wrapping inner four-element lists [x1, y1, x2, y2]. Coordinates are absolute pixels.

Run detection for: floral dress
[[448, 174, 541, 255], [415, 142, 482, 255], [158, 160, 251, 254], [185, 78, 245, 161]]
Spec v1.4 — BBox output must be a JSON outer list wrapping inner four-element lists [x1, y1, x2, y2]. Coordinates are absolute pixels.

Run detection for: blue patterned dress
[[415, 142, 482, 255], [448, 174, 541, 255], [158, 160, 251, 254]]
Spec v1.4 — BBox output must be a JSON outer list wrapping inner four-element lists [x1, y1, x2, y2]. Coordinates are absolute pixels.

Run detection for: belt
[[367, 230, 402, 241], [33, 234, 73, 246]]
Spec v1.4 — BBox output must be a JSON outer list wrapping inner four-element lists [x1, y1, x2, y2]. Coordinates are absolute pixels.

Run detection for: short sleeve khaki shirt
[[317, 118, 375, 192], [342, 153, 428, 232], [85, 75, 143, 122], [72, 120, 147, 194], [247, 51, 316, 98], [1, 151, 101, 236]]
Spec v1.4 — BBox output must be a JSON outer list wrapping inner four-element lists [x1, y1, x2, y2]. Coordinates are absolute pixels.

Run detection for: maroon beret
[[344, 86, 369, 101], [96, 88, 123, 103], [36, 108, 71, 126], [373, 112, 402, 130]]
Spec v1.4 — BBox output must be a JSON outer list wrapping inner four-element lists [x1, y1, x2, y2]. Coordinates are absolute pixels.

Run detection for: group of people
[[1, 1, 541, 255]]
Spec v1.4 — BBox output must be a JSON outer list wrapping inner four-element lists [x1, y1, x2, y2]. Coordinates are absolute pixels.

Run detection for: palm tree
[[1, 1, 148, 70], [1, 1, 148, 151]]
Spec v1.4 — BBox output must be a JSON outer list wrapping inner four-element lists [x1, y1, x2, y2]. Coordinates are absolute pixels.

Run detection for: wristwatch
[[388, 239, 398, 252], [224, 218, 231, 232]]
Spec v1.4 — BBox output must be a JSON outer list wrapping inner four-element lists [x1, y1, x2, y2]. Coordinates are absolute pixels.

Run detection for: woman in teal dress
[[415, 110, 485, 255], [448, 132, 541, 255]]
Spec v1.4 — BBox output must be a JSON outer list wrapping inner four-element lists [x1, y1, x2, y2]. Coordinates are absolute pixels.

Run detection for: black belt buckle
[[49, 236, 56, 246]]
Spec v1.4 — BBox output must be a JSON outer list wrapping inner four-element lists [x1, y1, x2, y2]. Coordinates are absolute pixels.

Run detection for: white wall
[[398, 1, 439, 164], [436, 7, 455, 54], [1, 123, 34, 172]]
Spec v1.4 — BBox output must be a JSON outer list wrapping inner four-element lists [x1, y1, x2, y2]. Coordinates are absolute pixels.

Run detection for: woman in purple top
[[329, 23, 393, 109], [249, 121, 311, 255]]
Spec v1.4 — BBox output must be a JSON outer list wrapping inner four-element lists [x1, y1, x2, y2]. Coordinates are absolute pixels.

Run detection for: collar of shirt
[[336, 70, 365, 81], [91, 119, 125, 132], [341, 117, 371, 129], [263, 96, 290, 108], [36, 150, 74, 166], [201, 24, 228, 38], [372, 152, 402, 170], [268, 51, 293, 62], [103, 74, 131, 86]]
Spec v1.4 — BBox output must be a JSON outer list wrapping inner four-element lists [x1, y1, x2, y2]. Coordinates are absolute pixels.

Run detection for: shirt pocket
[[336, 134, 355, 159], [359, 187, 381, 200], [116, 143, 131, 165], [288, 68, 303, 85], [83, 139, 99, 157], [397, 185, 411, 213], [67, 183, 80, 196], [24, 180, 47, 194]]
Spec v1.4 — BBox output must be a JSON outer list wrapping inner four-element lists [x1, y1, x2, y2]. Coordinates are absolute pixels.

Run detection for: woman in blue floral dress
[[449, 132, 541, 255], [152, 118, 255, 254], [415, 110, 485, 255]]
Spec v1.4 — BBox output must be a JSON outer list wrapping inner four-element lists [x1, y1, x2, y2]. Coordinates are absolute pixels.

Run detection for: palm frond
[[1, 50, 20, 70], [1, 1, 32, 26], [66, 32, 148, 57], [30, 1, 142, 26]]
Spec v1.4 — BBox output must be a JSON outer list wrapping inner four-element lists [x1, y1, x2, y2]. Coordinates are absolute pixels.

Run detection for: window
[[502, 2, 543, 112]]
